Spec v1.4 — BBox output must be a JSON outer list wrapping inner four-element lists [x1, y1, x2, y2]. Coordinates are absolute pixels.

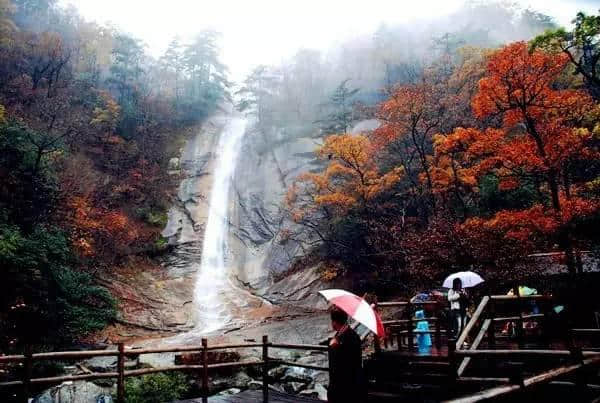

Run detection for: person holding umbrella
[[318, 289, 384, 403], [328, 308, 366, 403], [444, 271, 484, 338], [448, 278, 468, 337]]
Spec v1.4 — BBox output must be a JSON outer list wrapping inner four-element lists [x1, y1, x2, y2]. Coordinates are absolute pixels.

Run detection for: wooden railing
[[446, 350, 600, 402], [445, 291, 600, 402], [375, 300, 445, 353], [0, 336, 330, 403], [453, 293, 554, 378]]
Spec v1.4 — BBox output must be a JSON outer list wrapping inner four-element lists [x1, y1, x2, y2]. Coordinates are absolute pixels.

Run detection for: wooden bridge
[[2, 292, 600, 402], [367, 293, 600, 402]]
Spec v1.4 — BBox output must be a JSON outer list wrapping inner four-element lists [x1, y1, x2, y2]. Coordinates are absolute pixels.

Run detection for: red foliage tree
[[433, 42, 598, 274]]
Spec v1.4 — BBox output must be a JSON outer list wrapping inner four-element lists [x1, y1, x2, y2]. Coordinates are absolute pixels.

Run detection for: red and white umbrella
[[318, 289, 385, 337]]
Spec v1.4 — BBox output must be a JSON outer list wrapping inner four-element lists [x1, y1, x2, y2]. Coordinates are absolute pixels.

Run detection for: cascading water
[[193, 117, 248, 333]]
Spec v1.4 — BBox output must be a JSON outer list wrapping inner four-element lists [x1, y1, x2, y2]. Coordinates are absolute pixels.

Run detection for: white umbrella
[[443, 271, 484, 289]]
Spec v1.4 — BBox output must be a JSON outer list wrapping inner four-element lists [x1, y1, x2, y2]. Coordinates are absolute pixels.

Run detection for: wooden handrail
[[454, 349, 600, 358], [123, 343, 264, 356], [0, 342, 270, 363], [572, 329, 600, 334], [447, 355, 600, 402], [0, 337, 330, 403], [457, 319, 491, 377], [269, 343, 328, 351], [389, 330, 448, 335], [456, 296, 489, 350], [0, 350, 118, 363], [490, 294, 547, 300], [383, 317, 440, 325], [493, 313, 544, 322], [377, 301, 439, 307]]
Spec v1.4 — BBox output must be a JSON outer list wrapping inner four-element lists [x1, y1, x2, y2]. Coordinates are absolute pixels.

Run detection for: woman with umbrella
[[318, 289, 384, 403], [444, 271, 484, 337], [448, 278, 467, 337], [328, 308, 366, 403]]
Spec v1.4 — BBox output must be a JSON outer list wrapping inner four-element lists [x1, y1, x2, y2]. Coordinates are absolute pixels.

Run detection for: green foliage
[[532, 11, 600, 99], [122, 373, 190, 403], [154, 235, 168, 252], [54, 266, 117, 338], [316, 79, 359, 134], [0, 224, 116, 345], [478, 174, 539, 214]]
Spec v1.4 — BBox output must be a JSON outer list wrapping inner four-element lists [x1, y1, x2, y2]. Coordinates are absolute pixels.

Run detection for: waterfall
[[194, 117, 247, 333]]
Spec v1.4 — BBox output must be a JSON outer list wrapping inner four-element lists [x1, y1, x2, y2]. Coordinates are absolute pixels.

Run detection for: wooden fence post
[[373, 303, 382, 354], [397, 325, 402, 351], [22, 344, 32, 403], [435, 302, 442, 352], [514, 286, 524, 349], [487, 297, 496, 348], [202, 338, 208, 403], [117, 343, 125, 403], [571, 347, 589, 400], [448, 338, 457, 381], [507, 362, 524, 389], [262, 335, 269, 403], [407, 302, 414, 352]]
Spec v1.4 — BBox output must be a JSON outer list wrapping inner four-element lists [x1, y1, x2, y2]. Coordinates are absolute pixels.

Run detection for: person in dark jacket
[[328, 308, 366, 403]]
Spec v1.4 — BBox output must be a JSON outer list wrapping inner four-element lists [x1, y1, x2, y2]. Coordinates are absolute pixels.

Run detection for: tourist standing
[[448, 278, 467, 337], [328, 308, 366, 403]]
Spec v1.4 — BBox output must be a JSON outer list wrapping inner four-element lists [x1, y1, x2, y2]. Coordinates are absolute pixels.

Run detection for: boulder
[[281, 367, 312, 384], [164, 310, 188, 327], [168, 157, 180, 171], [267, 365, 287, 380], [33, 381, 111, 403], [217, 388, 241, 396], [83, 355, 138, 373], [210, 371, 253, 392], [299, 383, 328, 401], [247, 380, 263, 390], [283, 381, 307, 394]]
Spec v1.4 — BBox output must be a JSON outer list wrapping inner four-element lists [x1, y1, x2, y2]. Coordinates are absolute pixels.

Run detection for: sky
[[60, 0, 598, 80]]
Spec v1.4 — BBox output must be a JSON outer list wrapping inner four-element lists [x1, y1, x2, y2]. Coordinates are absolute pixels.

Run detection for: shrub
[[122, 373, 190, 403]]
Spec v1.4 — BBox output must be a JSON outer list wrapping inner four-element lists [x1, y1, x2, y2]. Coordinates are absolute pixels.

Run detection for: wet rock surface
[[33, 381, 112, 403]]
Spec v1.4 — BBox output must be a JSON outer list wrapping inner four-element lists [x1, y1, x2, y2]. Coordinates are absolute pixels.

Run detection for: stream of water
[[193, 117, 248, 333]]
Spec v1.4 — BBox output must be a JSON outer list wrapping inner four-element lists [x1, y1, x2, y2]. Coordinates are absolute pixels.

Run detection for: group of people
[[326, 279, 471, 402]]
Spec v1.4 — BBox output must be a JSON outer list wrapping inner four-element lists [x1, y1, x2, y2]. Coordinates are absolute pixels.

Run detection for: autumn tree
[[288, 133, 404, 275], [374, 78, 447, 219], [434, 42, 598, 274]]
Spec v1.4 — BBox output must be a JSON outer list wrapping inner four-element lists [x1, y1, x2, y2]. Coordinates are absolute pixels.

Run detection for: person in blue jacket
[[414, 309, 432, 355]]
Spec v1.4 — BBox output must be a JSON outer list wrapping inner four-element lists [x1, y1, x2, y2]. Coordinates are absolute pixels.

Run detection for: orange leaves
[[319, 134, 373, 168], [433, 42, 597, 204], [462, 196, 599, 245], [289, 134, 404, 218], [472, 42, 570, 120], [471, 41, 595, 171], [91, 91, 120, 135], [374, 82, 441, 149], [64, 195, 138, 257]]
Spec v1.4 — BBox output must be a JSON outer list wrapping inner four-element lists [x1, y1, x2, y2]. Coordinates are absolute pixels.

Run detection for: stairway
[[365, 351, 456, 402]]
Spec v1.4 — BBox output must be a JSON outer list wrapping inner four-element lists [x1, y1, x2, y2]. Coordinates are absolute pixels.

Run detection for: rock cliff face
[[228, 120, 379, 307], [229, 124, 322, 293]]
